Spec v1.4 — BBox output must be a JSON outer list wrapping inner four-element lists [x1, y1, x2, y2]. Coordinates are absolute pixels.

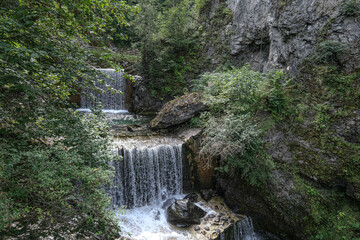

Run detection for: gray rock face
[[166, 199, 206, 227], [150, 92, 206, 129], [205, 0, 360, 73], [130, 75, 166, 114]]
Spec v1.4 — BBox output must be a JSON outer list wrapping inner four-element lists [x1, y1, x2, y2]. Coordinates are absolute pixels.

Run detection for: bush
[[340, 0, 360, 16], [195, 66, 288, 186], [315, 41, 348, 64]]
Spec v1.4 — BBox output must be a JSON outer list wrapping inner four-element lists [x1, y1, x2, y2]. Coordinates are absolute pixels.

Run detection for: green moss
[[293, 176, 360, 240]]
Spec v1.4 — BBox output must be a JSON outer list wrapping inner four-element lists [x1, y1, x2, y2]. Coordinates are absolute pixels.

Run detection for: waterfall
[[80, 69, 126, 110], [234, 217, 256, 240], [108, 144, 183, 208], [218, 217, 258, 240]]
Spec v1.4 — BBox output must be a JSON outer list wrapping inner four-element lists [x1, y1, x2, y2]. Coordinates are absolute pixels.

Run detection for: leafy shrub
[[340, 0, 360, 16], [315, 41, 348, 64], [195, 66, 288, 186]]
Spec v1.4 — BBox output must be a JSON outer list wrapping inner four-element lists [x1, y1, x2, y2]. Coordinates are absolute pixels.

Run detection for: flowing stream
[[110, 137, 260, 240], [80, 68, 260, 239]]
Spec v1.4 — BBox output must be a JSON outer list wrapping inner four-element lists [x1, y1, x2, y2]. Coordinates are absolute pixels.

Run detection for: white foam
[[117, 196, 194, 240], [76, 108, 129, 114]]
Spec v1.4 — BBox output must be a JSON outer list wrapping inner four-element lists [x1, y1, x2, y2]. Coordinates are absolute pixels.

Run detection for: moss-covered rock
[[150, 92, 206, 129]]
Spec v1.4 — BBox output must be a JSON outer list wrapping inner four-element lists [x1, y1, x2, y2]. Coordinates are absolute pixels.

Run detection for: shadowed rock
[[166, 198, 206, 227]]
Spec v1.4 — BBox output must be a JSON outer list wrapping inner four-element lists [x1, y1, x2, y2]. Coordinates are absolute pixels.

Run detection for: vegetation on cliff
[[193, 66, 288, 186], [190, 50, 360, 239]]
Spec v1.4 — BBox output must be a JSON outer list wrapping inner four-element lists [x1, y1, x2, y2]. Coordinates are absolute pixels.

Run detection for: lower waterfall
[[108, 144, 183, 208], [109, 138, 260, 240]]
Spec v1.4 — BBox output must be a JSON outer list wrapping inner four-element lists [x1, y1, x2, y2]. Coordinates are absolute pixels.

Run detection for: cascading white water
[[108, 144, 183, 209], [80, 69, 126, 111], [219, 217, 258, 240], [108, 143, 190, 240], [234, 217, 257, 240]]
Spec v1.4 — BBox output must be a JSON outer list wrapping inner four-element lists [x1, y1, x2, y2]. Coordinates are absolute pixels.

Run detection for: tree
[[133, 0, 199, 97], [0, 0, 132, 238]]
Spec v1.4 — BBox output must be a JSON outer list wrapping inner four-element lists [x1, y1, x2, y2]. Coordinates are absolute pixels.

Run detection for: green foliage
[[284, 61, 360, 239], [340, 0, 360, 16], [188, 116, 203, 128], [0, 0, 133, 238], [133, 0, 200, 97], [294, 179, 360, 240], [314, 41, 348, 65], [196, 66, 288, 186], [195, 0, 212, 14], [88, 47, 140, 68]]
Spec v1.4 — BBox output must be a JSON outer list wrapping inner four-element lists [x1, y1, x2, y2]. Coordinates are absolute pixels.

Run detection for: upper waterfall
[[80, 69, 126, 111]]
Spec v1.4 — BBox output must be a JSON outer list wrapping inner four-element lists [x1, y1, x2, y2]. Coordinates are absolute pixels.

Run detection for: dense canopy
[[0, 0, 133, 238]]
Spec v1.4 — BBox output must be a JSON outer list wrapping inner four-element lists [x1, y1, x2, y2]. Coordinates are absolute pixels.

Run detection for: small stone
[[214, 205, 219, 210], [221, 216, 229, 222], [204, 226, 210, 231], [215, 217, 220, 222], [201, 230, 207, 235], [194, 226, 200, 231], [208, 214, 216, 219], [211, 231, 218, 239]]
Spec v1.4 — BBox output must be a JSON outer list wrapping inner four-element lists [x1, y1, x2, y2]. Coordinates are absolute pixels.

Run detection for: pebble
[[208, 214, 216, 218], [204, 226, 210, 231], [201, 230, 207, 235], [194, 226, 200, 231], [211, 232, 218, 238]]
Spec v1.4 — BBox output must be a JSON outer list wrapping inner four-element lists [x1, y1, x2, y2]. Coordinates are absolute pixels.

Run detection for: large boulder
[[150, 92, 206, 129], [166, 198, 206, 227]]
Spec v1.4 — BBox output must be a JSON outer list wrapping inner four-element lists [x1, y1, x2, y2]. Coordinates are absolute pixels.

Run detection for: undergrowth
[[194, 65, 290, 186]]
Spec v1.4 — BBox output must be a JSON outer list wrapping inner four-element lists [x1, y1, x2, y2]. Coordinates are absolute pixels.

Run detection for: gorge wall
[[202, 0, 360, 73], [197, 0, 360, 239]]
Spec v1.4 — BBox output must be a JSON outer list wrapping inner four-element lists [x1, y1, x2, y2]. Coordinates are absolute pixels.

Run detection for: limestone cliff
[[199, 0, 360, 239], [203, 0, 360, 73]]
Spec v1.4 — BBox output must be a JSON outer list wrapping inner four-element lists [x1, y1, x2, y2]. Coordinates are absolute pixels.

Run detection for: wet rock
[[221, 216, 229, 222], [208, 213, 216, 219], [194, 226, 200, 231], [149, 209, 160, 221], [130, 75, 166, 114], [149, 92, 206, 129], [161, 198, 175, 209], [204, 226, 210, 231], [166, 199, 206, 227], [184, 193, 199, 202], [200, 189, 215, 201], [211, 231, 219, 239]]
